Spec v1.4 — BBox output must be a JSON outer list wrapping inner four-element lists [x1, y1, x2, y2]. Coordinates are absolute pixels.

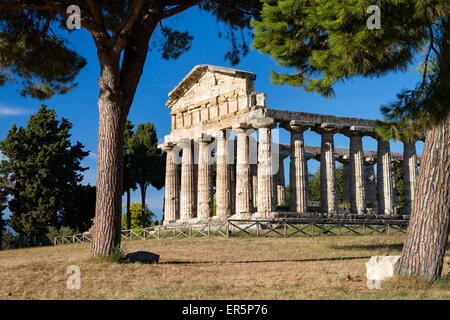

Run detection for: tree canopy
[[129, 122, 165, 228], [252, 0, 449, 137], [121, 202, 155, 229], [0, 105, 89, 243]]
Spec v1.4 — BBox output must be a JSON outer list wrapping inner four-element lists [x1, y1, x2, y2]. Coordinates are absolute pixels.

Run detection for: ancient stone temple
[[158, 65, 421, 225]]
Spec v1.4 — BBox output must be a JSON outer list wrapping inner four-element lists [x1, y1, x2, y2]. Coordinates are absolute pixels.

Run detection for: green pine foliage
[[253, 0, 449, 138], [0, 105, 89, 244], [0, 8, 86, 99]]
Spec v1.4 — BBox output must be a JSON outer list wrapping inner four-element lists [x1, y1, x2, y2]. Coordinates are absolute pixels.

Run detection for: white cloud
[[88, 152, 97, 159], [0, 103, 31, 117]]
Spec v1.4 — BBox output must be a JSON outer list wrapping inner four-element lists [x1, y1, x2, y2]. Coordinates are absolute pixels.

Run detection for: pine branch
[[161, 0, 200, 19], [112, 0, 145, 55]]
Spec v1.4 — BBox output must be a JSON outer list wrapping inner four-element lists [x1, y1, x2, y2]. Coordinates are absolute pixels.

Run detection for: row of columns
[[162, 119, 419, 223]]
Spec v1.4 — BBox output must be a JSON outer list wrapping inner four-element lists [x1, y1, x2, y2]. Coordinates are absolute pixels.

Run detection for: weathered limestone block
[[377, 139, 395, 215], [125, 251, 160, 264], [403, 142, 417, 215], [366, 256, 401, 281]]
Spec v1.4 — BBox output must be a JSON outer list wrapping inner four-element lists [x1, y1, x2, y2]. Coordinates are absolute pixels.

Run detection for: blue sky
[[0, 7, 424, 221]]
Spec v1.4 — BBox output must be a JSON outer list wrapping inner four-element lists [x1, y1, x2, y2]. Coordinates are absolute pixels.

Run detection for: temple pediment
[[166, 65, 265, 131]]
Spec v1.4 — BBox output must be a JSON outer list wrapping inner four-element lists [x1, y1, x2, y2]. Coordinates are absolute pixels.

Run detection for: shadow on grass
[[160, 256, 371, 265], [329, 241, 450, 253], [329, 243, 404, 251]]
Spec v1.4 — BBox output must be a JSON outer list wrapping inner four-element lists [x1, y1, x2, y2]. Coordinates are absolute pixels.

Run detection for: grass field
[[0, 234, 449, 299]]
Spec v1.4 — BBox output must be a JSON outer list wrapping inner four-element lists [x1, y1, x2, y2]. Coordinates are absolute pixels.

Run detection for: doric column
[[349, 132, 366, 214], [233, 124, 252, 215], [180, 139, 195, 220], [318, 125, 339, 214], [195, 134, 213, 219], [161, 143, 179, 224], [342, 156, 350, 203], [215, 129, 233, 218], [249, 135, 257, 210], [364, 157, 377, 205], [403, 141, 418, 215], [377, 138, 395, 215], [284, 120, 309, 213], [275, 156, 286, 206], [253, 118, 277, 217]]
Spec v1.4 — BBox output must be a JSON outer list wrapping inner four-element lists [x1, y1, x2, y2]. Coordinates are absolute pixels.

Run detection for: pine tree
[[1, 0, 262, 256], [0, 105, 88, 245], [129, 123, 165, 228], [253, 0, 449, 279]]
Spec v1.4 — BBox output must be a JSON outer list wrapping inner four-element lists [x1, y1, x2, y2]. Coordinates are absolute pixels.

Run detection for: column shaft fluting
[[377, 139, 395, 215], [320, 132, 338, 213], [403, 142, 417, 215], [289, 130, 308, 213], [234, 129, 252, 214], [180, 140, 195, 220], [349, 134, 366, 214], [215, 130, 232, 217], [197, 140, 213, 219], [163, 146, 179, 223], [257, 127, 276, 214]]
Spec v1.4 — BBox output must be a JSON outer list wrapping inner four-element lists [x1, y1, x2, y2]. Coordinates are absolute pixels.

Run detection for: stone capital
[[342, 125, 374, 137], [281, 120, 312, 132], [232, 122, 251, 134], [313, 123, 342, 135], [193, 133, 212, 143], [158, 142, 175, 151], [211, 129, 230, 141], [250, 117, 276, 129]]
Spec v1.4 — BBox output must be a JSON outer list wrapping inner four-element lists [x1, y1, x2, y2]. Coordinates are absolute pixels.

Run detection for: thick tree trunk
[[91, 70, 127, 256], [126, 188, 131, 230], [89, 16, 159, 256], [395, 115, 450, 280]]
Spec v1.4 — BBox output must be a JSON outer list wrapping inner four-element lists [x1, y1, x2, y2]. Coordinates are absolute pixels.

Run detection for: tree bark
[[89, 14, 159, 256], [91, 54, 127, 255], [395, 115, 450, 280]]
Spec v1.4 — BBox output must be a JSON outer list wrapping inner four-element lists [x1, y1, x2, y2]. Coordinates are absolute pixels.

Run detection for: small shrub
[[110, 244, 128, 264]]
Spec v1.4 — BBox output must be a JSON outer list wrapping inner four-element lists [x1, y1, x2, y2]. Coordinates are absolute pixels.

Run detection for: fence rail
[[53, 217, 409, 246]]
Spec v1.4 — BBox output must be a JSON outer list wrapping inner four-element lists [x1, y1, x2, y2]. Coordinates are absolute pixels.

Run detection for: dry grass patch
[[0, 234, 449, 299]]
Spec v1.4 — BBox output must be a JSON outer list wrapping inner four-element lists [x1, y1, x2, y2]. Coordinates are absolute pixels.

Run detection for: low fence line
[[53, 217, 409, 246]]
